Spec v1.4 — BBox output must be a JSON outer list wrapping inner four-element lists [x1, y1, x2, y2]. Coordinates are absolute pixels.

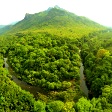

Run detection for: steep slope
[[7, 7, 105, 37]]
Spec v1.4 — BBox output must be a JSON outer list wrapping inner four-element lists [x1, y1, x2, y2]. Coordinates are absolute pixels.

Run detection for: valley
[[0, 7, 112, 111]]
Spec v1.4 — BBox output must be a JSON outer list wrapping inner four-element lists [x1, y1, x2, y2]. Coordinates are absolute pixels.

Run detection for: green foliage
[[34, 101, 46, 112], [0, 8, 111, 111], [46, 100, 64, 112], [75, 95, 112, 111], [102, 85, 112, 104], [0, 25, 12, 35], [0, 59, 44, 111], [62, 101, 75, 112], [96, 49, 110, 58], [75, 97, 92, 112], [81, 29, 112, 97], [8, 32, 81, 91]]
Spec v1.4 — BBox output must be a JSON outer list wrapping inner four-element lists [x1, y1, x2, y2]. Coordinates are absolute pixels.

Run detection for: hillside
[[0, 25, 6, 29], [1, 6, 112, 111], [14, 8, 100, 29], [6, 7, 105, 38], [0, 25, 13, 35], [0, 22, 18, 35]]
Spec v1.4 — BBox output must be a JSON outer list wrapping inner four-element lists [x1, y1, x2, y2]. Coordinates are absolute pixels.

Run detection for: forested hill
[[5, 6, 105, 37], [1, 6, 112, 112], [0, 25, 13, 35], [14, 7, 101, 29]]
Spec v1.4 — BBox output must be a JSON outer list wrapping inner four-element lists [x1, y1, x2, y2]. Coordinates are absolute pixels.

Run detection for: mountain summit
[[3, 6, 104, 37]]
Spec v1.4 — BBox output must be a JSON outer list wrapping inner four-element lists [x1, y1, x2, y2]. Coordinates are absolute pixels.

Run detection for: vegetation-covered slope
[[1, 6, 112, 111], [0, 25, 13, 35], [14, 8, 100, 29], [0, 22, 18, 35], [6, 7, 105, 38]]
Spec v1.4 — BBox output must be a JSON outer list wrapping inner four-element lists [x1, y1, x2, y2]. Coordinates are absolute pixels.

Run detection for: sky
[[0, 0, 112, 27]]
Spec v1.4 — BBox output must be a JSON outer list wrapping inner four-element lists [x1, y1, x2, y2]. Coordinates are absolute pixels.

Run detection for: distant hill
[[3, 6, 105, 37], [0, 25, 6, 29], [0, 25, 13, 35], [0, 21, 18, 35]]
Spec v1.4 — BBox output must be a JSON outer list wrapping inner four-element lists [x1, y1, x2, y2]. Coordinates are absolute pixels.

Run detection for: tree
[[96, 49, 110, 58], [46, 101, 64, 112], [62, 101, 75, 112], [34, 101, 46, 112], [75, 97, 92, 112]]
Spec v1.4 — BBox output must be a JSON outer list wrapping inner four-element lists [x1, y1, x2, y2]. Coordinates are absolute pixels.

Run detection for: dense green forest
[[81, 30, 112, 97], [1, 7, 112, 111], [8, 32, 81, 90]]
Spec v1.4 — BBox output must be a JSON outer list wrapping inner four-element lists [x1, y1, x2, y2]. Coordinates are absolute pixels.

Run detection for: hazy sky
[[0, 0, 112, 26]]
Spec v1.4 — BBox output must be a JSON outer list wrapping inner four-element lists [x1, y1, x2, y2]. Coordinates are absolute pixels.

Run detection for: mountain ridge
[[1, 7, 105, 37]]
